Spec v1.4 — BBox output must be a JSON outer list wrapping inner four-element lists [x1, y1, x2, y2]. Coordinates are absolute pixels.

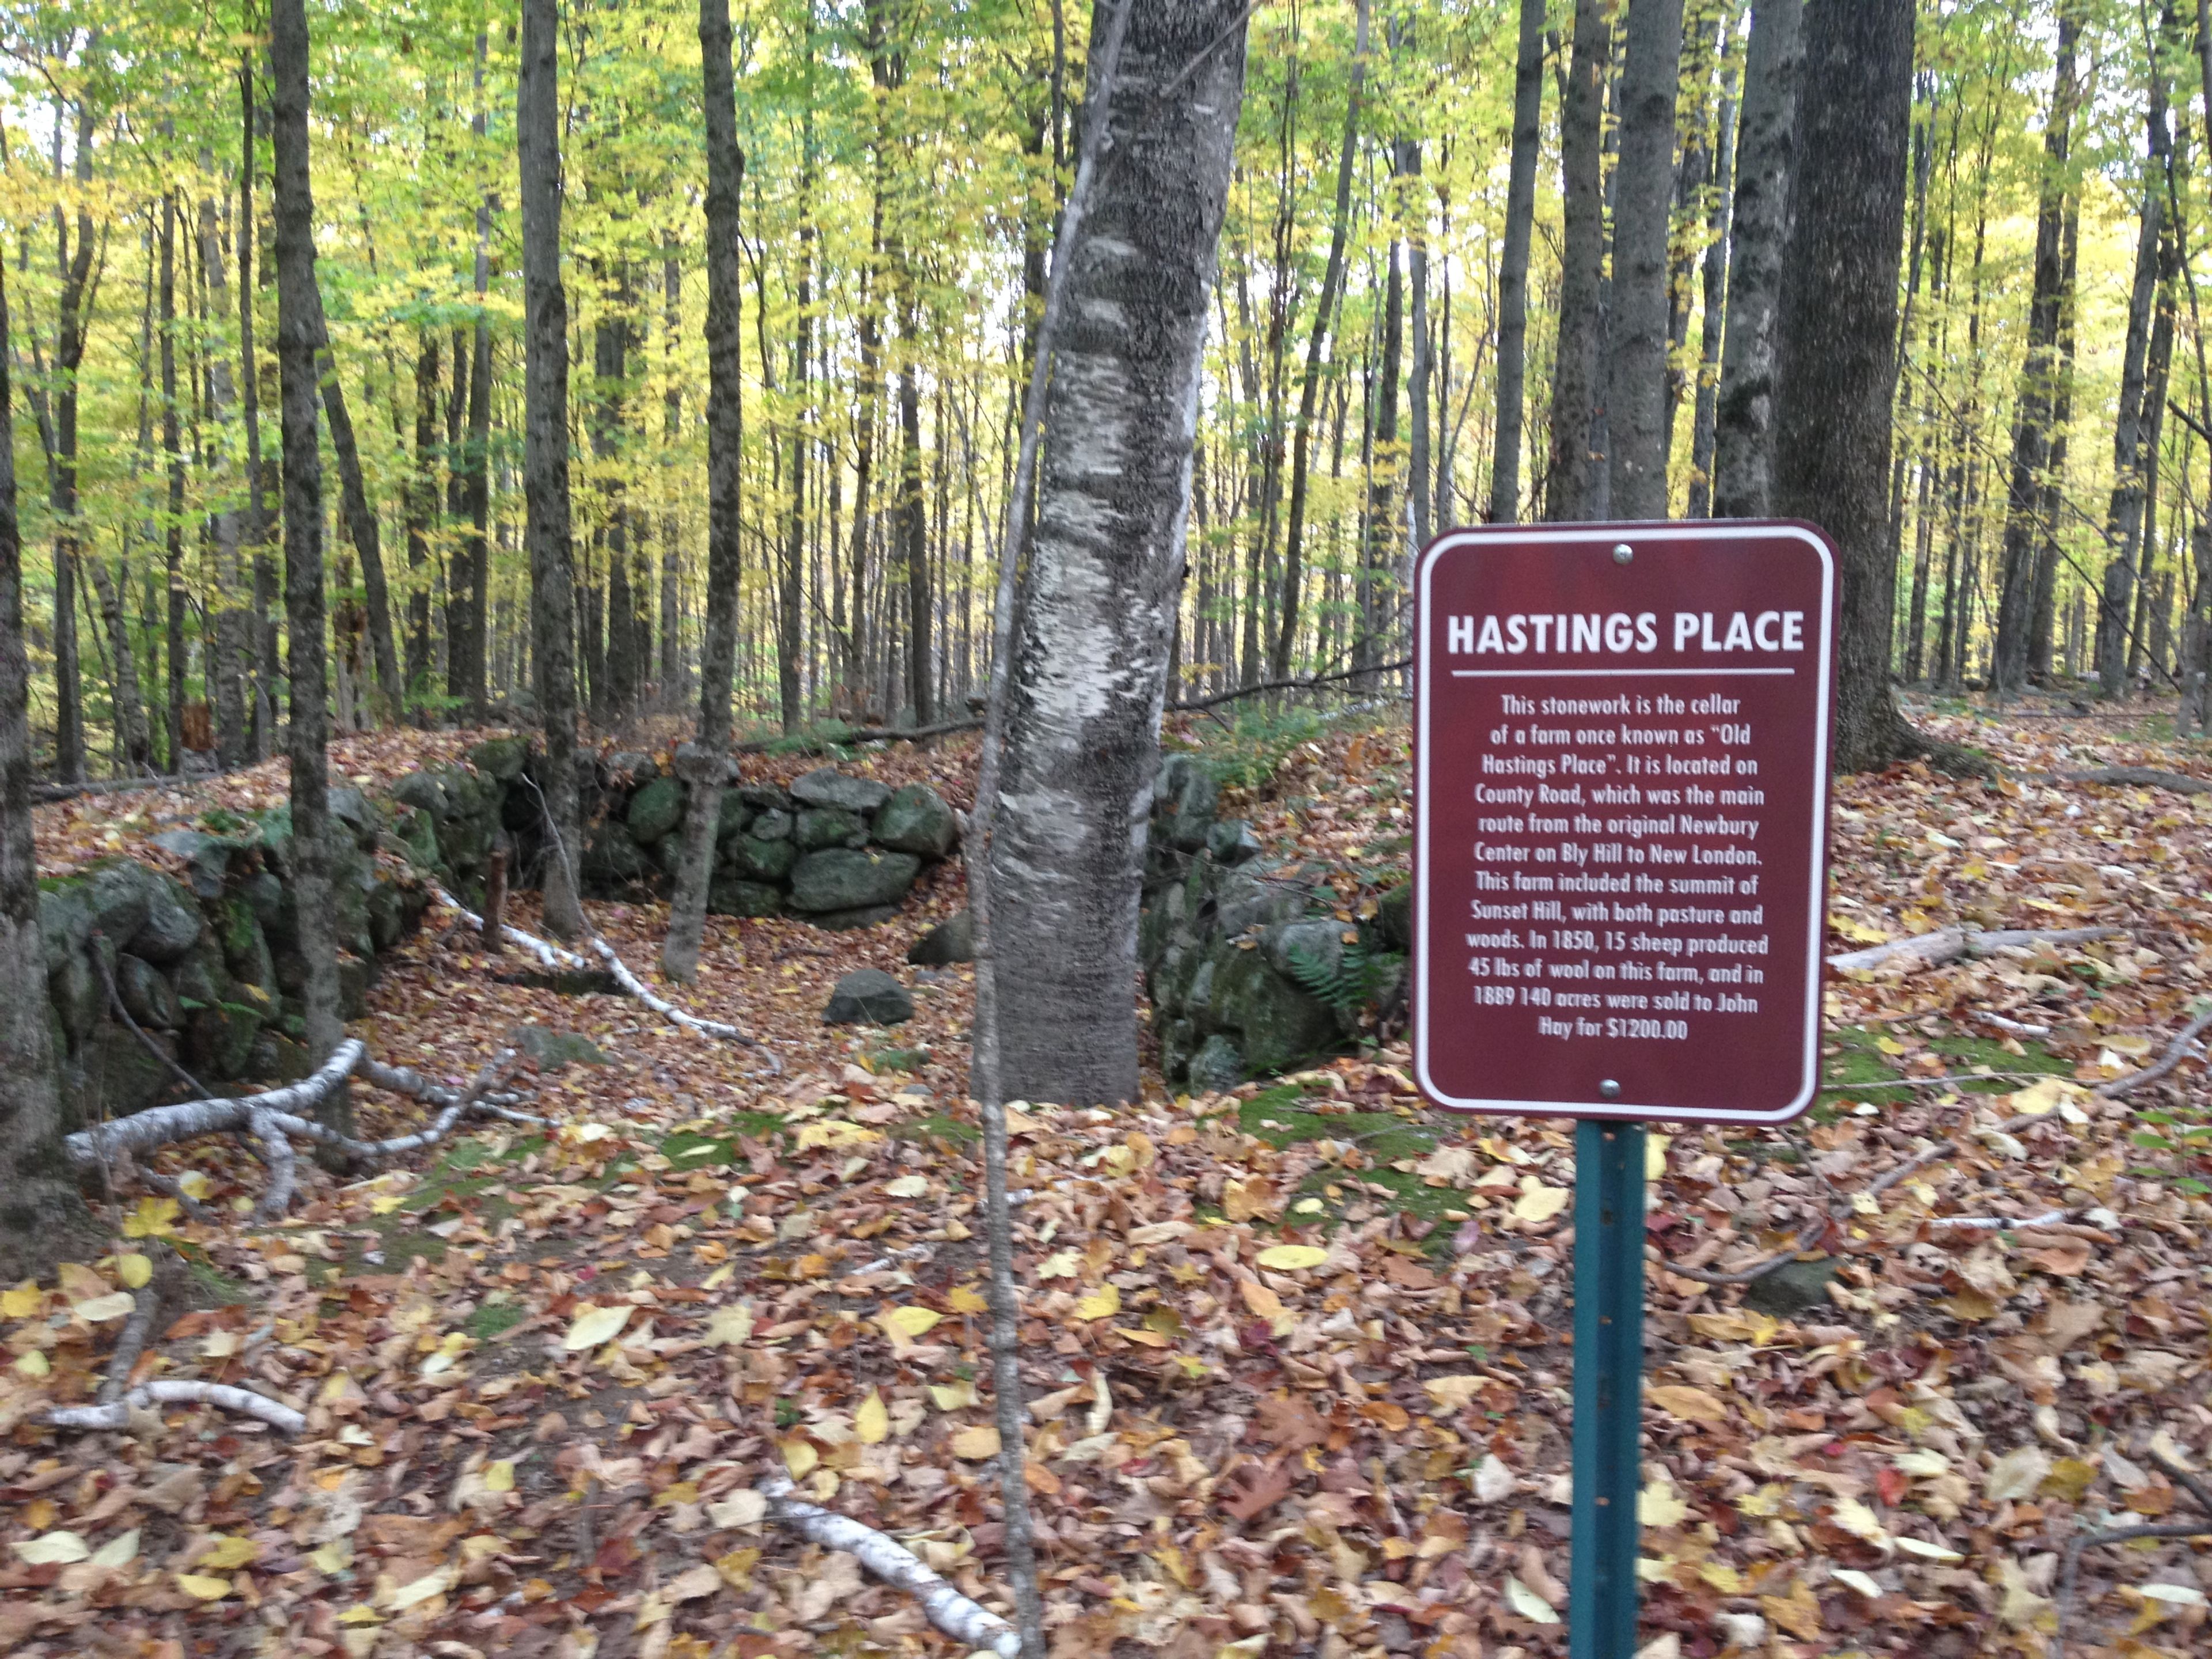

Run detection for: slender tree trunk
[[664, 0, 748, 986], [1774, 0, 1930, 772], [1993, 12, 2079, 694], [780, 99, 815, 733], [0, 249, 91, 1279], [992, 0, 1248, 1107], [1271, 0, 1368, 679], [406, 336, 438, 705], [239, 57, 277, 757], [195, 181, 252, 767], [1605, 0, 1683, 520], [1685, 35, 1737, 518], [49, 109, 100, 785], [897, 277, 933, 725], [1358, 238, 1404, 677], [318, 365, 400, 719], [269, 0, 349, 1132], [2100, 92, 2171, 694], [2028, 199, 2078, 684], [1490, 0, 1545, 523], [594, 292, 638, 721], [161, 195, 188, 773], [519, 0, 587, 939], [1713, 0, 1801, 518], [1547, 0, 1610, 522], [1404, 139, 1431, 553], [465, 35, 494, 724], [86, 557, 149, 771], [660, 251, 684, 702]]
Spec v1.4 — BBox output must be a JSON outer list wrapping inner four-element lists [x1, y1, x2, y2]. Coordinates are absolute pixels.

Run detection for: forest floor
[[4, 692, 2212, 1659]]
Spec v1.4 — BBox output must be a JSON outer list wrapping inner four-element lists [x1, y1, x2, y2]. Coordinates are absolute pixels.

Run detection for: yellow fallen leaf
[[782, 1439, 819, 1479], [336, 1605, 384, 1626], [883, 1175, 929, 1198], [176, 1573, 233, 1601], [1113, 1327, 1171, 1347], [483, 1460, 515, 1493], [794, 1120, 880, 1151], [948, 1286, 988, 1314], [1504, 1574, 1562, 1624], [14, 1349, 49, 1378], [1075, 1284, 1122, 1321], [310, 1539, 354, 1575], [855, 1391, 889, 1445], [1640, 1476, 1690, 1528], [1513, 1176, 1570, 1224], [1036, 1249, 1080, 1280], [176, 1171, 210, 1200], [385, 1563, 456, 1612], [200, 1536, 260, 1570], [1833, 1568, 1884, 1600], [1423, 1375, 1484, 1412], [73, 1290, 137, 1323], [1645, 1132, 1671, 1180], [121, 1197, 179, 1239], [1647, 1385, 1728, 1424], [1, 1284, 40, 1319], [950, 1425, 1002, 1460], [12, 1532, 89, 1565], [561, 1302, 634, 1351], [1894, 1536, 1964, 1564], [704, 1305, 755, 1347], [1237, 1279, 1285, 1320], [881, 1305, 943, 1339], [370, 1194, 406, 1215], [1831, 1497, 1891, 1547], [115, 1253, 152, 1290], [929, 1378, 979, 1411], [1256, 1244, 1329, 1271]]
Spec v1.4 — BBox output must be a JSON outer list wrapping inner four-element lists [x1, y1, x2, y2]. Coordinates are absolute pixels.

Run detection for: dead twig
[[2093, 1006, 2212, 1099], [1663, 1141, 1958, 1287]]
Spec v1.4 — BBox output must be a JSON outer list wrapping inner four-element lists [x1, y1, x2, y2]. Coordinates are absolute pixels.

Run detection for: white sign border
[[1412, 520, 1836, 1125]]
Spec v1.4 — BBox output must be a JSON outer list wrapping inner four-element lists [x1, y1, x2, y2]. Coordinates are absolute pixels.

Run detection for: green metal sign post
[[1569, 1119, 1646, 1658]]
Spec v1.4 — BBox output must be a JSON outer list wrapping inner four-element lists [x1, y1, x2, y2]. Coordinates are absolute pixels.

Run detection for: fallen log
[[2050, 766, 2212, 796], [1825, 925, 2116, 975]]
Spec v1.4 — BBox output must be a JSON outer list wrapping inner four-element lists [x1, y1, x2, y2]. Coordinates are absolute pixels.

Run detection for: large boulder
[[627, 777, 687, 844], [748, 807, 794, 842], [1154, 755, 1221, 853], [716, 792, 755, 841], [1207, 941, 1341, 1076], [150, 829, 235, 900], [729, 835, 797, 884], [787, 848, 921, 913], [468, 734, 531, 781], [806, 903, 905, 930], [796, 806, 870, 851], [506, 1025, 607, 1071], [790, 767, 892, 814], [583, 823, 654, 888], [116, 954, 180, 1030], [130, 873, 205, 964], [86, 859, 156, 947], [708, 874, 785, 918], [872, 783, 958, 857], [824, 968, 914, 1025]]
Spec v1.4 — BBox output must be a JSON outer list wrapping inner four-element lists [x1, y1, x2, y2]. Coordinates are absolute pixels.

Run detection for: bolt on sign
[[1412, 522, 1837, 1126]]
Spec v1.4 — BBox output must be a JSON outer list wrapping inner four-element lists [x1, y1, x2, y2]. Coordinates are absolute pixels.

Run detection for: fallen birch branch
[[48, 1380, 306, 1436], [63, 1041, 366, 1171], [430, 886, 755, 1044], [97, 1286, 161, 1406], [1975, 1010, 2054, 1039], [757, 1476, 1019, 1657], [1826, 925, 2118, 976], [250, 1110, 297, 1225]]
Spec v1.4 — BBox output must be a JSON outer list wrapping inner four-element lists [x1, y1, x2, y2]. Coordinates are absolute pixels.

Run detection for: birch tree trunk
[[1605, 0, 1683, 521], [519, 0, 588, 940], [0, 253, 92, 1282], [662, 0, 748, 986], [1713, 0, 1800, 519], [1685, 33, 1736, 520], [1773, 0, 1930, 774], [268, 0, 349, 1124], [1490, 0, 1544, 524], [991, 0, 1248, 1107], [1546, 0, 1609, 523]]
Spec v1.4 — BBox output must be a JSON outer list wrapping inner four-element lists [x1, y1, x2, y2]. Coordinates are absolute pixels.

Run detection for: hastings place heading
[[1442, 611, 1810, 656]]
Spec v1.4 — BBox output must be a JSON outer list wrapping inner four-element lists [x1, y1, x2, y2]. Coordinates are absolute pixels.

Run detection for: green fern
[[1285, 935, 1406, 1020]]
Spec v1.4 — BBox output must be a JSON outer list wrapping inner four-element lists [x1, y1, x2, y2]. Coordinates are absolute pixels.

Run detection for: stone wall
[[40, 740, 960, 1124], [1139, 753, 1407, 1091]]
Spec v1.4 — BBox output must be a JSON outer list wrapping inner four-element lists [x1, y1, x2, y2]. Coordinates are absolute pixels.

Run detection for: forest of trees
[[3, 0, 2206, 787]]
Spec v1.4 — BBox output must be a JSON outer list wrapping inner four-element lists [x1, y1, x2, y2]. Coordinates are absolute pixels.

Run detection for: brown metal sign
[[1412, 522, 1836, 1124]]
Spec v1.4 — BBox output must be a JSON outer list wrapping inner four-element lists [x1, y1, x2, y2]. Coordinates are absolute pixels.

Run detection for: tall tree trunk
[[406, 335, 438, 704], [318, 365, 401, 719], [594, 292, 638, 721], [660, 251, 684, 702], [991, 0, 1248, 1107], [2099, 79, 2171, 694], [898, 277, 933, 725], [664, 0, 748, 986], [161, 195, 188, 773], [1713, 0, 1801, 518], [445, 327, 474, 709], [1359, 238, 1404, 676], [196, 181, 251, 767], [50, 107, 100, 785], [1605, 0, 1683, 520], [269, 0, 349, 1123], [0, 251, 90, 1281], [240, 56, 278, 757], [465, 35, 494, 724], [2028, 199, 2078, 684], [1404, 140, 1431, 551], [1774, 0, 1930, 772], [85, 557, 149, 771], [1547, 0, 1610, 521], [518, 0, 587, 939], [1490, 0, 1545, 523], [1271, 0, 1368, 679], [1685, 31, 1737, 518], [1992, 11, 2079, 694], [779, 78, 816, 733]]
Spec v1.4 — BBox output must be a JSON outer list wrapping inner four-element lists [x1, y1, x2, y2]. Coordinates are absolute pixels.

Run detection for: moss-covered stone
[[729, 835, 796, 883], [187, 998, 264, 1080], [871, 783, 959, 857], [1207, 942, 1340, 1075], [468, 734, 531, 781], [116, 954, 180, 1029], [795, 805, 869, 850], [707, 874, 785, 918], [627, 776, 687, 844], [716, 791, 755, 840], [787, 848, 921, 912]]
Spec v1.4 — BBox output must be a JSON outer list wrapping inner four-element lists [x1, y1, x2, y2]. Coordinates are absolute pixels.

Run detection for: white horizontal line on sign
[[1448, 666, 1798, 678]]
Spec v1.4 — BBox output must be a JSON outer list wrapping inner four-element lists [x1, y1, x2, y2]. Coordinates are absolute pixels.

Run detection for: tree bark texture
[[0, 253, 91, 1281], [160, 195, 187, 774], [1772, 0, 1922, 774], [1490, 0, 1545, 524], [194, 181, 251, 768], [1713, 0, 1801, 518], [1686, 37, 1737, 519], [319, 363, 401, 718], [1605, 0, 1683, 521], [1991, 12, 2078, 694], [519, 0, 587, 939], [239, 57, 278, 757], [2099, 164, 2162, 694], [663, 0, 748, 986], [1547, 0, 1609, 522], [991, 0, 1248, 1107]]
